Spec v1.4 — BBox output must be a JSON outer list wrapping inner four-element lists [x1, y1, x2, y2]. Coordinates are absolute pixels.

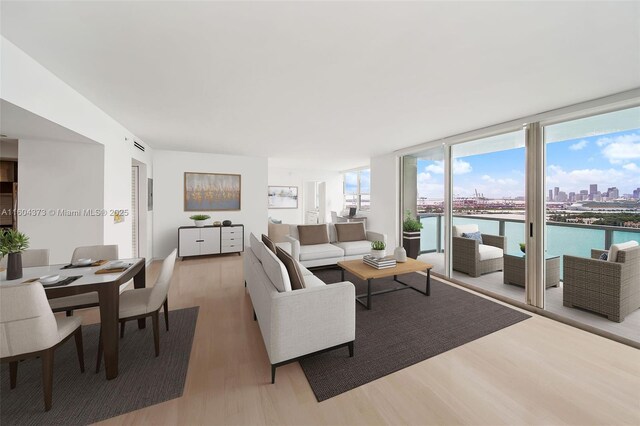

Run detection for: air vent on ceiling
[[133, 141, 145, 152]]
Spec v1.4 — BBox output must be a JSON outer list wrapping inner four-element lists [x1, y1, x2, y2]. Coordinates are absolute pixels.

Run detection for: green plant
[[519, 243, 526, 253], [0, 229, 30, 258], [403, 210, 423, 232], [371, 240, 386, 250], [189, 214, 211, 221]]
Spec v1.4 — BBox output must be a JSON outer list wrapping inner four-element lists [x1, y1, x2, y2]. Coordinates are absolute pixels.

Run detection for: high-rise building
[[557, 191, 568, 202], [590, 184, 597, 195], [554, 187, 559, 200], [633, 188, 640, 199], [607, 187, 619, 199], [569, 192, 576, 202], [548, 189, 553, 201]]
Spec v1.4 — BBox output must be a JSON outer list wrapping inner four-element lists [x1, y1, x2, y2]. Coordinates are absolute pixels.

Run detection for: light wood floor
[[72, 254, 640, 425]]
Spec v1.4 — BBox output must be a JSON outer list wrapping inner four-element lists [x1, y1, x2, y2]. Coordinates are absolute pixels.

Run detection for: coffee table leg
[[341, 269, 345, 282], [367, 279, 372, 310]]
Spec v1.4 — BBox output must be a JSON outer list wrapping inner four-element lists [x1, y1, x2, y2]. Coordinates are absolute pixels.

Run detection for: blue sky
[[416, 128, 640, 199]]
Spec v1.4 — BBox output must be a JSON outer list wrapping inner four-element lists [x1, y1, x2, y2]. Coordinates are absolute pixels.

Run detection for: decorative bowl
[[72, 258, 93, 266]]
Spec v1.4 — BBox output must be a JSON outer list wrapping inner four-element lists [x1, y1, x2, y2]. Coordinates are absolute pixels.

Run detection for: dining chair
[[49, 245, 119, 316], [96, 249, 177, 372], [0, 282, 85, 411], [0, 248, 49, 269]]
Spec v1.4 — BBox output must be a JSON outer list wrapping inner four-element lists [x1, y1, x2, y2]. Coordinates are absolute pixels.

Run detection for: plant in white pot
[[370, 240, 386, 259], [0, 228, 30, 280], [189, 214, 211, 227]]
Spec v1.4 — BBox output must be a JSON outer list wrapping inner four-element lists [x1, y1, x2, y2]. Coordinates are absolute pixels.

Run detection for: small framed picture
[[268, 186, 298, 209]]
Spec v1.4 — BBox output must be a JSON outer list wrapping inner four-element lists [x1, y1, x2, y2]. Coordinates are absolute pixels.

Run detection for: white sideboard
[[178, 224, 244, 258]]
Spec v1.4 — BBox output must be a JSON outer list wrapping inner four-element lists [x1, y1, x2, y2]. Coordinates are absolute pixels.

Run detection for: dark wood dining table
[[1, 258, 146, 380]]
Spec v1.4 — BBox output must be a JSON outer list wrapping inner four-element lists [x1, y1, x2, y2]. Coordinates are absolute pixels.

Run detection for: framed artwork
[[184, 172, 241, 211], [268, 185, 298, 209]]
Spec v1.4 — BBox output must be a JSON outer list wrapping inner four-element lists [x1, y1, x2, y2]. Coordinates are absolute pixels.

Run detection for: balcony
[[417, 214, 640, 343]]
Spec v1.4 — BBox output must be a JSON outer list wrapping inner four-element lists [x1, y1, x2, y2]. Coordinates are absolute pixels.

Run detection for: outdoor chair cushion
[[478, 244, 503, 261], [608, 240, 639, 263]]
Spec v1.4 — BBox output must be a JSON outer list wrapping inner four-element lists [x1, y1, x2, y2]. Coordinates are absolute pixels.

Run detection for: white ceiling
[[1, 1, 639, 170]]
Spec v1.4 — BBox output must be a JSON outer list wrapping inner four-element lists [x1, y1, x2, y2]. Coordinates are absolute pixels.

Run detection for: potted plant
[[402, 210, 423, 259], [519, 243, 526, 254], [370, 240, 386, 259], [0, 228, 30, 280], [189, 214, 211, 227]]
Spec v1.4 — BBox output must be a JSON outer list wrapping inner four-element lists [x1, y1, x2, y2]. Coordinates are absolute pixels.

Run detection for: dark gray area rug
[[301, 269, 530, 401], [1, 307, 199, 425]]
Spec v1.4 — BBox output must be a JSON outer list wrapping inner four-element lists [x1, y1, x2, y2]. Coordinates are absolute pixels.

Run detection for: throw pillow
[[276, 247, 305, 290], [462, 231, 483, 244], [599, 252, 608, 261], [297, 224, 330, 245], [335, 222, 366, 242], [262, 234, 277, 253]]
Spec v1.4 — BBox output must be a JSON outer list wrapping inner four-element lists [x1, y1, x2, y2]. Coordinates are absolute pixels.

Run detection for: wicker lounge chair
[[563, 243, 640, 322], [452, 224, 505, 278]]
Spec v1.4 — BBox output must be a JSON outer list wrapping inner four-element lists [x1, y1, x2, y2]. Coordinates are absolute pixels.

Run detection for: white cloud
[[481, 175, 518, 186], [546, 165, 625, 190], [569, 140, 588, 151], [623, 162, 639, 172], [595, 132, 640, 164], [417, 172, 444, 197], [424, 159, 472, 175]]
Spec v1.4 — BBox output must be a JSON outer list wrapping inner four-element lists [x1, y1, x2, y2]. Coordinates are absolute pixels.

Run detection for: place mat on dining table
[[95, 265, 132, 274], [22, 275, 82, 287], [60, 260, 108, 269]]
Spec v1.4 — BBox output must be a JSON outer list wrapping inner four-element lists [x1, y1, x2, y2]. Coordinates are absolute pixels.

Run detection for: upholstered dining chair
[[0, 248, 50, 269], [49, 245, 119, 316], [0, 282, 85, 411], [96, 249, 177, 372]]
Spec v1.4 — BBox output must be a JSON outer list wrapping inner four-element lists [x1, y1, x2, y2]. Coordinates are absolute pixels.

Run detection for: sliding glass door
[[543, 106, 640, 342]]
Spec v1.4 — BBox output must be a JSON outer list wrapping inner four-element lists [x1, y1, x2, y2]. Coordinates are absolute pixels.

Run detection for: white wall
[[369, 153, 400, 249], [153, 150, 268, 258], [18, 139, 104, 263], [1, 37, 154, 259], [268, 166, 343, 224]]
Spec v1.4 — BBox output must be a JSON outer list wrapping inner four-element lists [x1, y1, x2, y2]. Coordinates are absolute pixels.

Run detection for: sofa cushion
[[249, 233, 264, 262], [333, 240, 372, 256], [298, 224, 330, 245], [608, 240, 639, 263], [478, 244, 503, 261], [303, 275, 326, 289], [453, 224, 479, 238], [299, 243, 344, 261], [335, 222, 366, 242], [276, 247, 305, 290], [260, 246, 292, 292], [462, 231, 483, 244], [262, 234, 277, 253]]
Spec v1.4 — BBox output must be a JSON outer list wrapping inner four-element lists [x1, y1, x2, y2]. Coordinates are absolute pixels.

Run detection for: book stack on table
[[363, 255, 397, 269]]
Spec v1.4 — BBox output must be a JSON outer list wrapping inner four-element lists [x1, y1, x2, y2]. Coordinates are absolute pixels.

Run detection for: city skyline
[[416, 127, 640, 199]]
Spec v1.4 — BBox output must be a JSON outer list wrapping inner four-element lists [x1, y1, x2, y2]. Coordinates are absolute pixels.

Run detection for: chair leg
[[163, 298, 169, 331], [152, 311, 160, 357], [271, 364, 276, 384], [95, 328, 103, 374], [9, 361, 17, 389], [348, 341, 354, 358], [66, 310, 73, 317], [120, 321, 126, 338], [42, 349, 54, 411], [74, 327, 85, 373]]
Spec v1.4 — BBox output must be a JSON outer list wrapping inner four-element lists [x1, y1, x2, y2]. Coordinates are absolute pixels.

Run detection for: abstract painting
[[184, 172, 241, 211], [268, 186, 298, 209]]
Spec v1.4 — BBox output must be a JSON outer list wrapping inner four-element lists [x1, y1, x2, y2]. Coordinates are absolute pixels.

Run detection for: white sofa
[[284, 223, 387, 268], [244, 233, 355, 383]]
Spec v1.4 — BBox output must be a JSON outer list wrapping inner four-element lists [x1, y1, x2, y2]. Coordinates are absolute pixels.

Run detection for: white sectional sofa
[[284, 223, 387, 268], [244, 233, 355, 383]]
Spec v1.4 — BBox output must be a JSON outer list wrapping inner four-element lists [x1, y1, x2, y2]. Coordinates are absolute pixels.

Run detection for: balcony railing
[[419, 213, 640, 279]]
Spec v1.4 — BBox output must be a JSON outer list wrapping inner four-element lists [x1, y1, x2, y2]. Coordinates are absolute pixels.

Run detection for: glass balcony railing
[[419, 214, 640, 280]]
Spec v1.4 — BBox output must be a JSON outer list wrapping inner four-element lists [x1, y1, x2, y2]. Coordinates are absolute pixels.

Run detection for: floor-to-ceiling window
[[344, 168, 371, 211], [543, 106, 640, 343], [400, 95, 639, 345], [450, 130, 526, 303], [402, 146, 445, 274]]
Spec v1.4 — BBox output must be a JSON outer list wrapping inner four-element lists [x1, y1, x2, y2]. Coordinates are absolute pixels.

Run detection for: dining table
[[0, 258, 146, 380]]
